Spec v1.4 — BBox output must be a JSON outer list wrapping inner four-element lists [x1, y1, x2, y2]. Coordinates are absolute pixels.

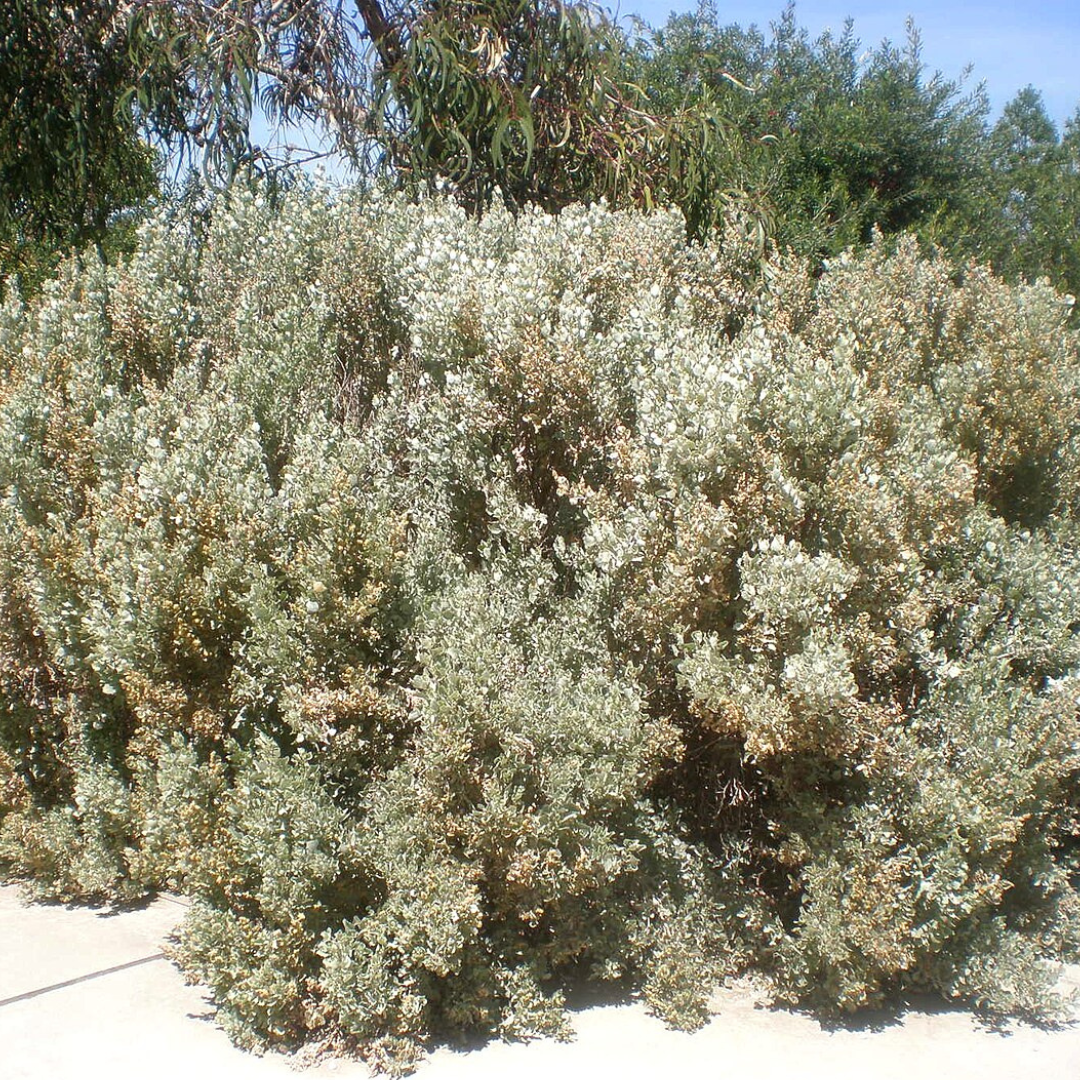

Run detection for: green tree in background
[[633, 2, 1080, 302], [981, 87, 1080, 297], [347, 0, 750, 233], [0, 0, 160, 292], [630, 2, 991, 260]]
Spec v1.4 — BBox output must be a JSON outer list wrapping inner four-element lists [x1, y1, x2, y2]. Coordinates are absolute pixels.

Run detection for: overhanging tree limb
[[354, 0, 402, 68]]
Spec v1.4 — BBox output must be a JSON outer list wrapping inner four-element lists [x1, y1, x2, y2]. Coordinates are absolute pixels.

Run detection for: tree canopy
[[628, 4, 991, 257], [0, 1, 159, 286], [631, 2, 1080, 298], [981, 88, 1080, 295], [2, 1, 1079, 300], [2, 0, 756, 271]]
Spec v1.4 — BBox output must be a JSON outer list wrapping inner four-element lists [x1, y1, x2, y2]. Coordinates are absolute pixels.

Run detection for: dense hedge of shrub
[[1, 185, 1079, 1065]]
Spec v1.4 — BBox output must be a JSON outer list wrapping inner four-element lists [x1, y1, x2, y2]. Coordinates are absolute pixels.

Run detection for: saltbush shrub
[[1, 184, 1078, 1065]]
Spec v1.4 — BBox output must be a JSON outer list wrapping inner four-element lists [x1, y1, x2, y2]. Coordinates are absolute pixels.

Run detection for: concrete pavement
[[3, 881, 1079, 1080]]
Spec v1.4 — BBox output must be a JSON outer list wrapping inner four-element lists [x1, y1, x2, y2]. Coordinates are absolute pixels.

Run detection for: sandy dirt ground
[[3, 883, 1078, 1080]]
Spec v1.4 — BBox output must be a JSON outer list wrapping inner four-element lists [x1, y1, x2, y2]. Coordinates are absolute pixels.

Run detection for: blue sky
[[620, 1, 1079, 127]]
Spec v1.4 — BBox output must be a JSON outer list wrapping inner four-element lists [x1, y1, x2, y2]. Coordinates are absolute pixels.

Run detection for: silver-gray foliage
[[1, 184, 1078, 1065]]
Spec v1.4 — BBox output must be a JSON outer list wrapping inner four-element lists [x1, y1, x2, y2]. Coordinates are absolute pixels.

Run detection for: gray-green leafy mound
[[1, 185, 1078, 1065]]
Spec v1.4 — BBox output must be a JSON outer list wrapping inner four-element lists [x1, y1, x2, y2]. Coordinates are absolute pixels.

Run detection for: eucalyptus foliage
[[1, 185, 1078, 1066], [0, 0, 160, 292]]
